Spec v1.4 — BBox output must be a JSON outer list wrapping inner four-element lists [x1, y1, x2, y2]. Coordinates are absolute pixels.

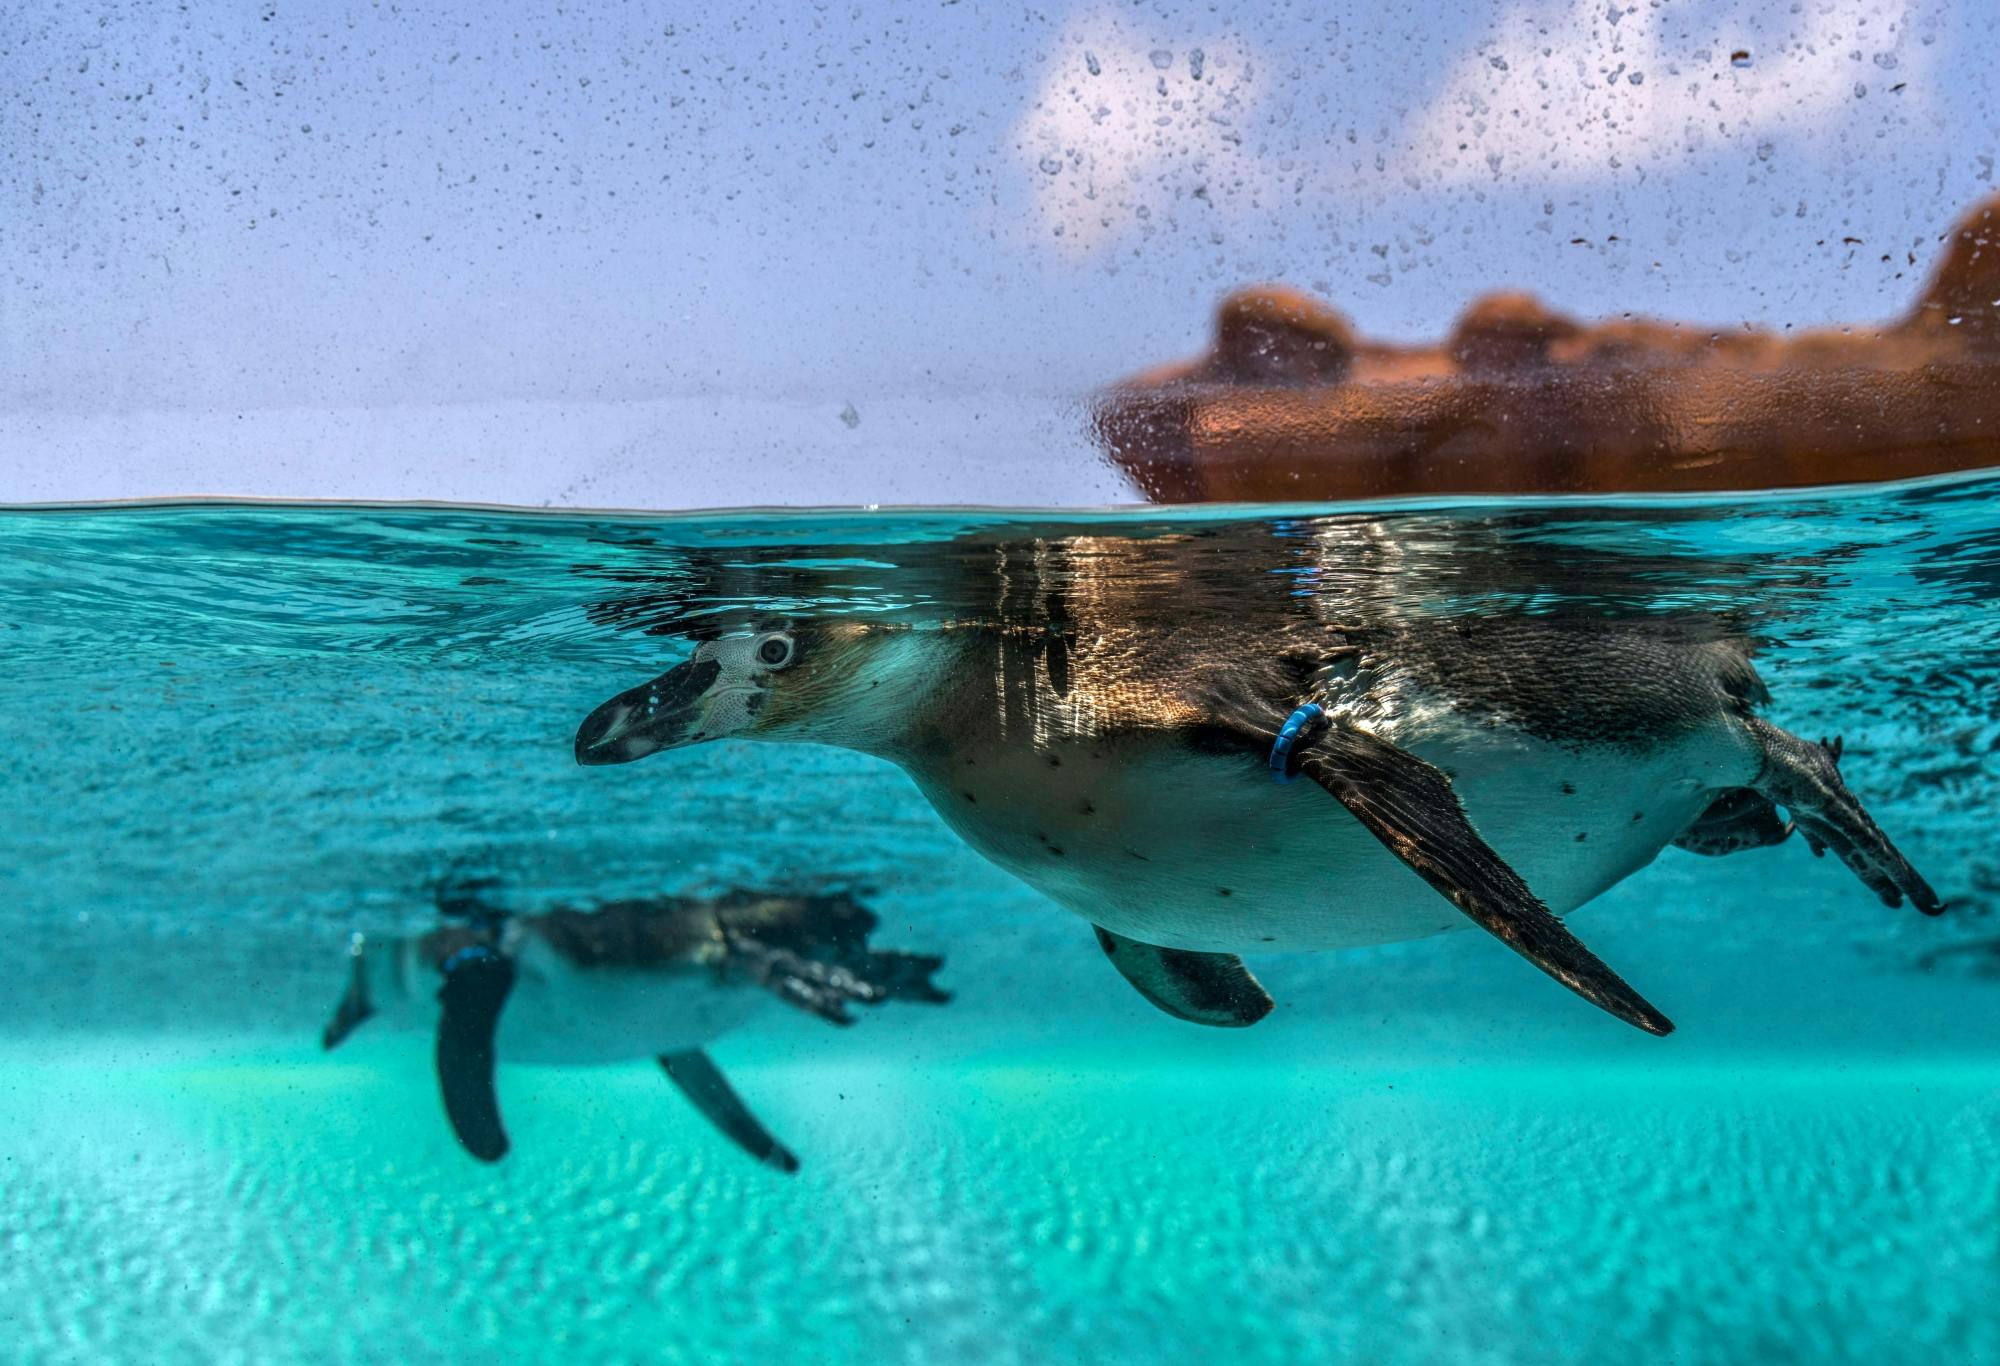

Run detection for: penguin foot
[[721, 930, 906, 1025], [1747, 719, 1942, 915], [1672, 788, 1795, 858], [1093, 926, 1274, 1027], [714, 895, 950, 1023], [321, 932, 377, 1051]]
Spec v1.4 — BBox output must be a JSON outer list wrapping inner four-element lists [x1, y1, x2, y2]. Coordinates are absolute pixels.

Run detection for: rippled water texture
[[3, 482, 1997, 1362]]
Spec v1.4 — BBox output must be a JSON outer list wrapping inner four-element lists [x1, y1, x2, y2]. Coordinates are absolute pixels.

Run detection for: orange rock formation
[[1095, 195, 2000, 501]]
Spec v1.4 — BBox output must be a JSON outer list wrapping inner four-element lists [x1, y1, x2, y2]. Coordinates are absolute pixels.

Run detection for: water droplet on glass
[[1038, 155, 1063, 176], [1149, 49, 1173, 71], [839, 402, 861, 429], [1085, 51, 1101, 77], [1190, 49, 1205, 81]]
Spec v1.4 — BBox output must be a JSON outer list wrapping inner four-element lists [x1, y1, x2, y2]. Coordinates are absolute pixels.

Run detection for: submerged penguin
[[574, 596, 1939, 1036], [321, 884, 949, 1166]]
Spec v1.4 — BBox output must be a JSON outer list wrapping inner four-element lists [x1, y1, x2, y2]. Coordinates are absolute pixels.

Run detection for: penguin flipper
[[1294, 721, 1674, 1037], [434, 947, 515, 1163], [1091, 926, 1273, 1027], [659, 1050, 800, 1174], [1672, 787, 1794, 857], [321, 934, 376, 1051], [1742, 720, 1941, 914]]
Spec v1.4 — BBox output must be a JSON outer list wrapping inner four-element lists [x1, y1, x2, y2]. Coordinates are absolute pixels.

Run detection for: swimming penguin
[[321, 884, 949, 1166], [573, 577, 1939, 1036]]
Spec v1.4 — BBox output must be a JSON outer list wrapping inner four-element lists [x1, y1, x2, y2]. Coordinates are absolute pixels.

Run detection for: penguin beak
[[574, 658, 724, 765]]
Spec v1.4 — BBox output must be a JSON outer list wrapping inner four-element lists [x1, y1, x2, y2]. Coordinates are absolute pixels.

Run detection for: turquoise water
[[2, 482, 1997, 1362]]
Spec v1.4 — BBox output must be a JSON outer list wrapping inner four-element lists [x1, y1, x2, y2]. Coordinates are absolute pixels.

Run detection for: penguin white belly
[[496, 951, 770, 1064], [915, 713, 1757, 953], [376, 938, 770, 1065]]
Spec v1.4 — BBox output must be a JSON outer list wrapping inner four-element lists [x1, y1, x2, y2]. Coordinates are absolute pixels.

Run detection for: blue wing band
[[1269, 702, 1328, 783]]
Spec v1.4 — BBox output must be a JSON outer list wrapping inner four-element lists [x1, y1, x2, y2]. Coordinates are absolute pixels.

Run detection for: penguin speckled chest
[[578, 597, 1938, 1037]]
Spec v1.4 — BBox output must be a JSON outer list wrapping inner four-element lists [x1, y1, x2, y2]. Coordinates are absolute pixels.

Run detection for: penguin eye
[[755, 632, 796, 669]]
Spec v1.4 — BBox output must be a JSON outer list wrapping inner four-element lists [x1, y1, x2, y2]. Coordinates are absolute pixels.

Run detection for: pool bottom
[[1, 1047, 1991, 1364]]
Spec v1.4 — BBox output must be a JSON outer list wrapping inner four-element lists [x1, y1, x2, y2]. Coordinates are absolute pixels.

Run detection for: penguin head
[[575, 619, 920, 764]]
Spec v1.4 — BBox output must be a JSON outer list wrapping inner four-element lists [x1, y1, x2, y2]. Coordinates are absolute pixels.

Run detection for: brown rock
[[1906, 199, 2000, 351], [1206, 286, 1357, 384], [1447, 292, 1581, 372], [1095, 193, 2000, 500]]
